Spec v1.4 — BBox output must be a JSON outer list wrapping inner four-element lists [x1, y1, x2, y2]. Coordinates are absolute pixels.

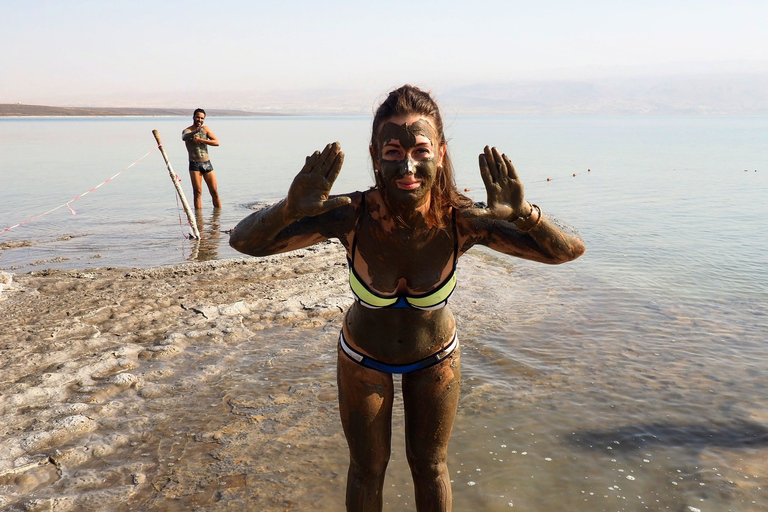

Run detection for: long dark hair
[[371, 85, 472, 228]]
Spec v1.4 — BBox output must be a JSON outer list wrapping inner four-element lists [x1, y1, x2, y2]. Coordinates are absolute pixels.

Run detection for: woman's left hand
[[478, 146, 531, 220]]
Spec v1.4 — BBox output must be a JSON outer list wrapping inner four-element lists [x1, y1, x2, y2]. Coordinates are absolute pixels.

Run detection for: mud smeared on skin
[[376, 121, 440, 206], [355, 213, 452, 293]]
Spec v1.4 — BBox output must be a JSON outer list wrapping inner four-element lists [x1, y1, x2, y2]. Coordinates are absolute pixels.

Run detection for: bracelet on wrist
[[516, 203, 543, 232], [517, 202, 534, 221]]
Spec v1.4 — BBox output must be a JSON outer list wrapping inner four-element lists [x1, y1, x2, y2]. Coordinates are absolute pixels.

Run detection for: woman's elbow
[[229, 234, 283, 257], [551, 239, 586, 264], [229, 237, 246, 254], [569, 238, 586, 260], [536, 237, 585, 264], [229, 232, 256, 255]]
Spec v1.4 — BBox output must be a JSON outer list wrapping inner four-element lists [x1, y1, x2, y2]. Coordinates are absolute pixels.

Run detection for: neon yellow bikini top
[[347, 193, 458, 311]]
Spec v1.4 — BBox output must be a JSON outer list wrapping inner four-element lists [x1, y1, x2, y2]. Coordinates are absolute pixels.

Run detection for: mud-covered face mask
[[376, 119, 440, 201]]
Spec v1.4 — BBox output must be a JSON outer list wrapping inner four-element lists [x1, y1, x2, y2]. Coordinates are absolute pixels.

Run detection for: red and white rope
[[2, 147, 157, 233]]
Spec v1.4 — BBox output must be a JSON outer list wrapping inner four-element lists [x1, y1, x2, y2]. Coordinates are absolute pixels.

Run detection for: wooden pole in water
[[152, 129, 200, 240]]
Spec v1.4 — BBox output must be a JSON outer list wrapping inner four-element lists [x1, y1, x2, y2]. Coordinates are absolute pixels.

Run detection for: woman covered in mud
[[229, 85, 585, 511]]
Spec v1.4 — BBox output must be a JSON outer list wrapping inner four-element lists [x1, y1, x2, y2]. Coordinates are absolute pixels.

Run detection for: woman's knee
[[405, 438, 447, 470], [406, 454, 448, 485], [349, 449, 390, 478]]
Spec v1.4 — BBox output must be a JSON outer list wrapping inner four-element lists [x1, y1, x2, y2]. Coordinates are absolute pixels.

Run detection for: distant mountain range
[[4, 71, 768, 116], [440, 73, 768, 115]]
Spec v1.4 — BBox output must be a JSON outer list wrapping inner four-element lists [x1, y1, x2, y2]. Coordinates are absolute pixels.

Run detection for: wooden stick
[[152, 129, 200, 240]]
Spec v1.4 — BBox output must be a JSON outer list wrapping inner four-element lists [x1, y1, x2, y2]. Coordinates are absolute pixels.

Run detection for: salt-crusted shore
[[0, 240, 354, 511]]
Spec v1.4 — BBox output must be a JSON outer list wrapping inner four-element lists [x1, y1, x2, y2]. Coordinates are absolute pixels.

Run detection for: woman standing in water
[[230, 85, 585, 511]]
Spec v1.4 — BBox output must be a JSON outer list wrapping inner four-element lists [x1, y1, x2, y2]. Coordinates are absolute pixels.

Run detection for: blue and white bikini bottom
[[338, 329, 458, 374]]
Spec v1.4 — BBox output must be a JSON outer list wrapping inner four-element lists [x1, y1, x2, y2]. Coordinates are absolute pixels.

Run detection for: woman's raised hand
[[478, 146, 531, 220], [285, 142, 351, 219]]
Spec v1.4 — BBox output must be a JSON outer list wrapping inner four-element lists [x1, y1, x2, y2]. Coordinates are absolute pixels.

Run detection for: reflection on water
[[189, 209, 224, 262]]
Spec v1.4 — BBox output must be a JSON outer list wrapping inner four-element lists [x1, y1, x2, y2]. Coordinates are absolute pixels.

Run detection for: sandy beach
[[1, 241, 354, 511]]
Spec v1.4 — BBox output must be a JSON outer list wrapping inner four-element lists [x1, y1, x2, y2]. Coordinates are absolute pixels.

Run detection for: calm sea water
[[2, 116, 767, 510]]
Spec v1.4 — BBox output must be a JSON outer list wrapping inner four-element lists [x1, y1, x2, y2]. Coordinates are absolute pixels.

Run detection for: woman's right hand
[[284, 142, 351, 220]]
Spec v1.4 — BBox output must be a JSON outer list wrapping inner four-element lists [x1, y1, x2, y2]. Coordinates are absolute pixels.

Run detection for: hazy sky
[[3, 0, 767, 110]]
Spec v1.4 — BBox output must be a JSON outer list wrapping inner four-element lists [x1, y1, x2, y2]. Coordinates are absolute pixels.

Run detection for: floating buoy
[[547, 178, 552, 182], [573, 173, 577, 177], [464, 188, 471, 192], [588, 169, 591, 172]]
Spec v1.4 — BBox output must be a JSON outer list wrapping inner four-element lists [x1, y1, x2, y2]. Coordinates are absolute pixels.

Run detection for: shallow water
[[2, 115, 768, 510]]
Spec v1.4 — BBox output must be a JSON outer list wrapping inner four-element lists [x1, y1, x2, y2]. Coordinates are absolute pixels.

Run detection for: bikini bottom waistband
[[339, 329, 458, 374]]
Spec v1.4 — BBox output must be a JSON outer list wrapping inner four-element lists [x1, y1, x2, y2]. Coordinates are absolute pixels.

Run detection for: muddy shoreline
[[1, 241, 353, 511]]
